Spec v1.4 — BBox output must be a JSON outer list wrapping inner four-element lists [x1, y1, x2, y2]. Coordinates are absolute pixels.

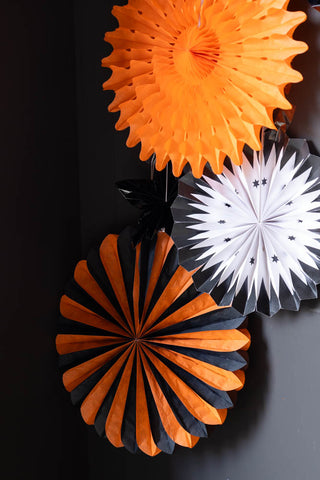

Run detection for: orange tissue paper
[[102, 0, 308, 178]]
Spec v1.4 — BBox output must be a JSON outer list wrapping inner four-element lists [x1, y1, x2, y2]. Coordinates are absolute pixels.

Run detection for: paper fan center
[[131, 330, 148, 345], [173, 26, 220, 82]]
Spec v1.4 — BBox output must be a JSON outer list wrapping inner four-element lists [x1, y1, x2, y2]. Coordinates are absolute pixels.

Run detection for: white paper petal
[[172, 129, 320, 316]]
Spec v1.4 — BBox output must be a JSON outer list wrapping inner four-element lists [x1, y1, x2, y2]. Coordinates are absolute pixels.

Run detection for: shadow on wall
[[289, 0, 320, 152], [202, 314, 270, 454], [273, 283, 320, 323], [83, 315, 269, 480]]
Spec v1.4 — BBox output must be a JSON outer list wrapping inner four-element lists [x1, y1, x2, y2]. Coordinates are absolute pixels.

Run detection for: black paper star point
[[116, 164, 178, 243]]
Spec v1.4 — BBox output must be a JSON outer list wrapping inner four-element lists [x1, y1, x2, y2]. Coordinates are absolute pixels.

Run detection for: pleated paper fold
[[172, 129, 320, 316], [57, 229, 250, 455], [103, 0, 307, 177]]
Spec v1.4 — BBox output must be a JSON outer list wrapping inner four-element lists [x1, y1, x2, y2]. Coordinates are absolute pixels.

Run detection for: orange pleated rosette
[[102, 0, 308, 177], [56, 229, 250, 456]]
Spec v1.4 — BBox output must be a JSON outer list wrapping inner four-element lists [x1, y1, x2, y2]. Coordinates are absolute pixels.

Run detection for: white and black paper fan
[[172, 129, 320, 316]]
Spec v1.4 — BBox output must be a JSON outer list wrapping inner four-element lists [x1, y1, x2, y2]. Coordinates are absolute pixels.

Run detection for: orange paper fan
[[57, 229, 250, 456], [102, 0, 308, 178]]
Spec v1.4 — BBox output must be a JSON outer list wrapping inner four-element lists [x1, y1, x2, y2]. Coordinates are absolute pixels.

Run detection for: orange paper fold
[[103, 0, 307, 177], [57, 232, 250, 456]]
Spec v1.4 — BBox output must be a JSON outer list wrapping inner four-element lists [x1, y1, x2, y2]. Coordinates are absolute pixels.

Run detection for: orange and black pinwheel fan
[[56, 229, 250, 456]]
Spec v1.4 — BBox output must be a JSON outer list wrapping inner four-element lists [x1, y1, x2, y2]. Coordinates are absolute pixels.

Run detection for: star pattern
[[172, 132, 320, 316]]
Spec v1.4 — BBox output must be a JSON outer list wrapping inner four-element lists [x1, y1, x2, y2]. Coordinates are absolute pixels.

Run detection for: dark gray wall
[[74, 0, 146, 255], [1, 1, 88, 479], [2, 0, 320, 479]]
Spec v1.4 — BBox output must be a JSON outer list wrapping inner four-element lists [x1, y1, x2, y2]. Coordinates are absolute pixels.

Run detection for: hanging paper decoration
[[116, 163, 178, 242], [273, 106, 296, 134], [102, 0, 308, 178], [273, 85, 296, 134], [172, 129, 320, 317], [308, 1, 320, 12], [56, 229, 250, 456]]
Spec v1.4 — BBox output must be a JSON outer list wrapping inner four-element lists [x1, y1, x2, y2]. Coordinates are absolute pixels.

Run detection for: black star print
[[225, 203, 231, 208], [253, 180, 259, 188], [218, 220, 226, 224], [235, 189, 239, 194], [261, 178, 267, 186], [298, 219, 303, 223], [287, 201, 293, 206], [249, 257, 255, 265], [272, 255, 279, 263], [288, 236, 296, 241], [224, 238, 231, 243]]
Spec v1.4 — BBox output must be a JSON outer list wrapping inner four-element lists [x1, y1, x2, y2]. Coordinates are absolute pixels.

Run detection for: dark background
[[2, 0, 320, 479]]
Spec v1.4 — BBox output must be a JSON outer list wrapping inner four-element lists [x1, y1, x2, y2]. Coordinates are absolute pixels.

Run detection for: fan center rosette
[[56, 229, 250, 456], [171, 129, 320, 317], [103, 0, 307, 177], [173, 25, 220, 82]]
